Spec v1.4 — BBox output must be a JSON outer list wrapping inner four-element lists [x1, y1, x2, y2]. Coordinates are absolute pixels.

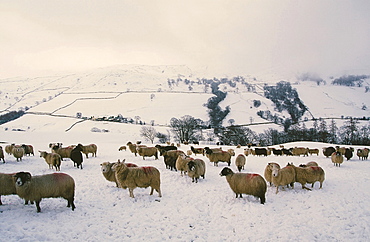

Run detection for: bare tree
[[140, 126, 157, 144]]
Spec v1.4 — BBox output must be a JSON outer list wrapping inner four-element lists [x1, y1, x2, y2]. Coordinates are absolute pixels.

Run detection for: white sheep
[[100, 161, 138, 187], [331, 152, 344, 167], [175, 153, 192, 176], [39, 151, 62, 171], [13, 172, 76, 213], [12, 147, 24, 161], [263, 162, 280, 186], [113, 160, 161, 198], [187, 158, 206, 183], [220, 167, 267, 204], [287, 163, 325, 190], [235, 154, 246, 172], [81, 144, 97, 158], [271, 163, 296, 194], [136, 146, 158, 160]]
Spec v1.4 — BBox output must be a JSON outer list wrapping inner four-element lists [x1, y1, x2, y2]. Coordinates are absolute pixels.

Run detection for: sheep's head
[[13, 172, 32, 186], [100, 162, 113, 173], [219, 167, 234, 176]]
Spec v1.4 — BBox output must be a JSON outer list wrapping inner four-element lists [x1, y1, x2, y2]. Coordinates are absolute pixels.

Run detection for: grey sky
[[1, 0, 369, 78]]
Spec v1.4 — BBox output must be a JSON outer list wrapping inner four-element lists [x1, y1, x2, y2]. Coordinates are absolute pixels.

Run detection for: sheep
[[243, 148, 254, 156], [118, 145, 127, 151], [51, 143, 73, 160], [13, 171, 76, 212], [203, 147, 222, 157], [163, 150, 185, 171], [187, 158, 206, 183], [331, 151, 344, 167], [0, 146, 4, 163], [235, 154, 246, 172], [175, 153, 192, 176], [219, 167, 267, 204], [286, 163, 325, 190], [81, 144, 97, 158], [204, 147, 231, 166], [186, 150, 192, 155], [264, 162, 280, 186], [269, 148, 283, 156], [227, 149, 236, 156], [299, 161, 319, 168], [137, 146, 158, 160], [357, 148, 369, 160], [190, 146, 204, 156], [70, 144, 83, 169], [254, 148, 268, 156], [12, 147, 24, 161], [39, 151, 62, 171], [112, 160, 161, 198], [100, 161, 138, 187], [335, 146, 346, 155], [323, 147, 336, 158], [21, 144, 34, 156], [0, 173, 31, 205], [308, 148, 319, 156], [291, 147, 309, 156], [5, 144, 15, 155], [155, 145, 177, 156], [270, 163, 296, 194], [344, 148, 354, 161], [126, 142, 137, 156]]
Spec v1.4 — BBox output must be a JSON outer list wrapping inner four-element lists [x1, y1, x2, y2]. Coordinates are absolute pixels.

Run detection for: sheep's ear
[[117, 159, 121, 163], [122, 159, 126, 163]]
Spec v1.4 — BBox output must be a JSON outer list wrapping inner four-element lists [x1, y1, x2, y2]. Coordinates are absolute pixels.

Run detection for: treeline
[[0, 111, 25, 125], [217, 118, 370, 146]]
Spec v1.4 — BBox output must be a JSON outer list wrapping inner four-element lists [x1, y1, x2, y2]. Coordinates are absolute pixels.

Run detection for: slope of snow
[[0, 127, 369, 241]]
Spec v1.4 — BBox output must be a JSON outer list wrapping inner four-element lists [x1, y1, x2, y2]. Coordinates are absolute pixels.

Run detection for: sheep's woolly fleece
[[1, 131, 370, 241]]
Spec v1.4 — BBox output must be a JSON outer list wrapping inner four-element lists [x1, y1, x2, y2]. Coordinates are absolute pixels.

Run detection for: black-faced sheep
[[70, 144, 83, 169], [0, 146, 4, 163], [323, 147, 336, 158], [187, 158, 206, 183], [287, 163, 325, 190], [344, 148, 354, 161], [0, 172, 31, 205], [204, 147, 231, 166], [163, 150, 185, 171], [263, 162, 280, 186], [12, 147, 24, 161], [51, 143, 73, 161], [21, 144, 34, 156], [137, 146, 158, 160], [13, 172, 76, 212], [271, 163, 296, 194], [39, 151, 62, 171], [357, 148, 369, 160], [220, 167, 267, 204], [299, 161, 319, 168], [100, 161, 138, 187], [155, 145, 177, 156], [81, 144, 97, 158], [175, 153, 192, 176], [112, 160, 161, 198], [190, 146, 204, 156], [331, 152, 344, 167], [235, 154, 246, 172]]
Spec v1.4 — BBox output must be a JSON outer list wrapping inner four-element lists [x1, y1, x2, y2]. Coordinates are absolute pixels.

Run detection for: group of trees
[[140, 116, 369, 146]]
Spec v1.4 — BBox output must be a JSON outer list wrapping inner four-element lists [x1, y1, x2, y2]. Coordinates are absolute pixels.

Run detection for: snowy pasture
[[1, 127, 370, 241]]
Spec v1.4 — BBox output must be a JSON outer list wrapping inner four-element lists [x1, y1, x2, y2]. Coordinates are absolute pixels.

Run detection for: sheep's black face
[[13, 172, 32, 186], [219, 167, 233, 176], [187, 161, 196, 171]]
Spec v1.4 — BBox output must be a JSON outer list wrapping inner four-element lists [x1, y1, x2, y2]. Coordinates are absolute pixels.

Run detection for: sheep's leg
[[129, 188, 135, 198], [275, 186, 279, 194], [150, 187, 154, 195], [35, 200, 42, 213], [301, 184, 312, 191], [156, 188, 162, 197]]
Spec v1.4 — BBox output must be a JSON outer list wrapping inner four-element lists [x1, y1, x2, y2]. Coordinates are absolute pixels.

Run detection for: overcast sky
[[1, 0, 369, 78]]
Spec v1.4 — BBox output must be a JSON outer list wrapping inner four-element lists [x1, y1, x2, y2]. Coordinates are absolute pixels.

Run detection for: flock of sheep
[[0, 140, 369, 212]]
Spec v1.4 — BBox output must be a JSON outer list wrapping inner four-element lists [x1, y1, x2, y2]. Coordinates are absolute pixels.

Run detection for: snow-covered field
[[1, 125, 370, 241]]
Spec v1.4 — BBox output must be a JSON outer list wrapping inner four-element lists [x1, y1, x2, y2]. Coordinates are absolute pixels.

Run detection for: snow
[[1, 127, 370, 241], [1, 65, 370, 241]]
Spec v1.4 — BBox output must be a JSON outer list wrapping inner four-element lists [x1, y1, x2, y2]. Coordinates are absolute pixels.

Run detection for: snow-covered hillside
[[0, 64, 369, 135]]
